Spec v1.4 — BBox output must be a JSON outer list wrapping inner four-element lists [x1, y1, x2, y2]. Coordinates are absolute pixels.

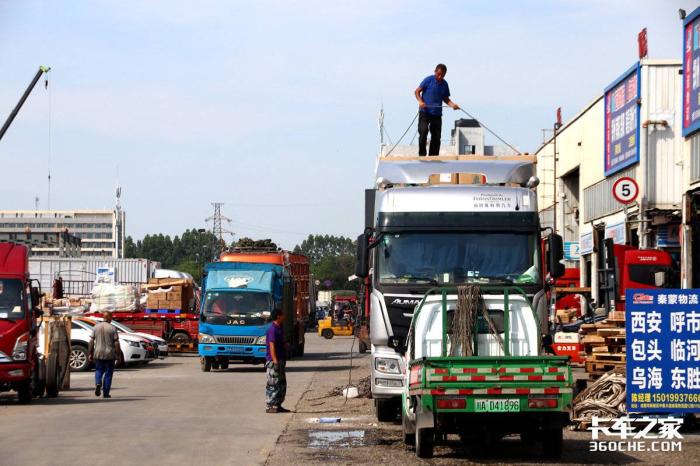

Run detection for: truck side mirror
[[546, 233, 565, 279], [654, 271, 666, 288], [355, 233, 369, 278], [30, 287, 42, 312]]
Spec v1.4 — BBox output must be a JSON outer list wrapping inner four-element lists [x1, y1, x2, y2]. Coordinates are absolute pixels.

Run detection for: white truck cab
[[356, 147, 559, 422]]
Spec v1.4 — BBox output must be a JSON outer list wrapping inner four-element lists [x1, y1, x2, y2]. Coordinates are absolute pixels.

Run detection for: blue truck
[[197, 250, 310, 371]]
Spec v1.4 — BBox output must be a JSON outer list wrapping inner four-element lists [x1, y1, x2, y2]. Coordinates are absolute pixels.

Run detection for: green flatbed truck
[[401, 286, 573, 458]]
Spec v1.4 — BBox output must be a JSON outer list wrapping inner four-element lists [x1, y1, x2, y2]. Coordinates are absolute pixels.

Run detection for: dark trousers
[[265, 361, 287, 408], [418, 112, 442, 156], [94, 359, 115, 395]]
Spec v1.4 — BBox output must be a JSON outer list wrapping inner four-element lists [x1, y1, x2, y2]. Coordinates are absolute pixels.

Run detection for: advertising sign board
[[604, 64, 641, 176], [683, 6, 700, 137], [627, 288, 700, 413]]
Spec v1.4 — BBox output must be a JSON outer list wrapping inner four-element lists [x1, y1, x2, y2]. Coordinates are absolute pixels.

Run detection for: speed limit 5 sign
[[612, 177, 639, 204]]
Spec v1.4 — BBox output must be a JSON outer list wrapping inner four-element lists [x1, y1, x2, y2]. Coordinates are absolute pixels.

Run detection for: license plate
[[474, 399, 520, 412]]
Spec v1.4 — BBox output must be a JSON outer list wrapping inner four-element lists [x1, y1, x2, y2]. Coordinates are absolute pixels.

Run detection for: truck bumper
[[371, 347, 405, 398], [0, 362, 30, 383], [199, 343, 266, 361]]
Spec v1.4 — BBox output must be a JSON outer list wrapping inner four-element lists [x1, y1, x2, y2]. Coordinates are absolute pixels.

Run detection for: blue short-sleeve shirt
[[265, 321, 286, 362], [418, 75, 450, 116]]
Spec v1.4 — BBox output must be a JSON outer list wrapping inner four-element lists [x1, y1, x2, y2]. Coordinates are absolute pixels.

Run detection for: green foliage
[[294, 234, 357, 291], [124, 228, 218, 281]]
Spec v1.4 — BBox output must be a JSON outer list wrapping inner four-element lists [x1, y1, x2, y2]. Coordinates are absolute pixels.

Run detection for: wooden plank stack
[[144, 278, 194, 311], [579, 310, 626, 380]]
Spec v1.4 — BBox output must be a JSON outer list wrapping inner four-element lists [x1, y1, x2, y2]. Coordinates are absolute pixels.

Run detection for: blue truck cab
[[198, 250, 310, 371]]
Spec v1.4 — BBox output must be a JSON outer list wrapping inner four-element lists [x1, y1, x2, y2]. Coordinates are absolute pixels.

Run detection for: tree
[[294, 235, 358, 291]]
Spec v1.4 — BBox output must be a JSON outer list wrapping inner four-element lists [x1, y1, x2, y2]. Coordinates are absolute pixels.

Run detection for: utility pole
[[553, 108, 563, 234], [205, 202, 233, 258]]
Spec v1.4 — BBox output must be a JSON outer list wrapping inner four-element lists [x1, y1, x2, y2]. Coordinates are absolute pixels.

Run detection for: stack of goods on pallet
[[89, 284, 140, 312], [555, 307, 578, 324], [579, 311, 626, 380], [145, 278, 194, 312]]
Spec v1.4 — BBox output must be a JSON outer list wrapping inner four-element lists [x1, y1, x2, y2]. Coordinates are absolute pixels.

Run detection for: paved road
[[0, 333, 353, 466]]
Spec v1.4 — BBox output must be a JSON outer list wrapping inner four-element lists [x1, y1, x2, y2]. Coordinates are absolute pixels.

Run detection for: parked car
[[68, 318, 156, 372], [88, 316, 168, 357]]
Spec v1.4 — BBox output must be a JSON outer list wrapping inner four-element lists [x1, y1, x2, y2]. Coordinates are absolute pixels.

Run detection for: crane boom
[[0, 65, 51, 142]]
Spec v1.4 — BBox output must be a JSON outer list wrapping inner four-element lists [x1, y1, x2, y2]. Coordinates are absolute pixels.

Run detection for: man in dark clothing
[[265, 309, 290, 413], [414, 64, 460, 156], [88, 311, 124, 399]]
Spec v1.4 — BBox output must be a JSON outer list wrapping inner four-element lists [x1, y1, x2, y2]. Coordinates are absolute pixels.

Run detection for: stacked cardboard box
[[145, 278, 194, 311], [555, 308, 578, 324]]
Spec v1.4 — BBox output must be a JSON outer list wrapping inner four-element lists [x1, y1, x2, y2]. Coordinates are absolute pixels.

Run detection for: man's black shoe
[[276, 406, 291, 413], [266, 407, 279, 413], [103, 394, 111, 399], [95, 384, 101, 397]]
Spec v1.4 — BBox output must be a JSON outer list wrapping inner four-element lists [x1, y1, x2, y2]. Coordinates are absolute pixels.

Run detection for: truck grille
[[215, 336, 256, 345]]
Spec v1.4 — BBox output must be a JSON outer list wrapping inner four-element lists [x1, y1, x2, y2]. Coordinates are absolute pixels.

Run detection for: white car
[[68, 318, 155, 372], [89, 317, 168, 357]]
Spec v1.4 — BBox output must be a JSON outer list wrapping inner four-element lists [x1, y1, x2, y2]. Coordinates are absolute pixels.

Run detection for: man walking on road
[[88, 311, 123, 399], [265, 309, 290, 413], [415, 63, 460, 156]]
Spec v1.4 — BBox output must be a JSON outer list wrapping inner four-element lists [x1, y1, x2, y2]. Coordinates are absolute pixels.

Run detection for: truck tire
[[415, 427, 434, 458], [542, 427, 563, 459], [69, 344, 89, 372], [401, 403, 415, 446], [16, 379, 32, 404], [45, 352, 60, 398], [220, 360, 229, 370], [32, 357, 46, 398], [201, 357, 212, 372], [170, 332, 191, 345], [322, 329, 334, 339], [358, 340, 368, 353], [376, 398, 398, 422]]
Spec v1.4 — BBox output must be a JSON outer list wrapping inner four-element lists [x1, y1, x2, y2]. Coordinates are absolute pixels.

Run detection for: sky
[[0, 0, 698, 249]]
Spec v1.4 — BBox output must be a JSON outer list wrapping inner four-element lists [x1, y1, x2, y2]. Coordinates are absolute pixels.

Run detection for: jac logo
[[632, 293, 654, 304], [391, 298, 421, 307]]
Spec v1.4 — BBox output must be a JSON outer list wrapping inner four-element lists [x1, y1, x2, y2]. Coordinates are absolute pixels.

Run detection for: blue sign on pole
[[626, 288, 700, 413], [604, 63, 641, 176], [683, 6, 700, 137], [564, 242, 580, 261]]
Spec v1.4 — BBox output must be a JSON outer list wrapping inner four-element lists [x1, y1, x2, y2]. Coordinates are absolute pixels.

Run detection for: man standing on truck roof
[[415, 63, 460, 156], [265, 309, 290, 413], [88, 311, 124, 399]]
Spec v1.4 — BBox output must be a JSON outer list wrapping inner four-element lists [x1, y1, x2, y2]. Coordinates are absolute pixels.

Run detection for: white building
[[0, 209, 126, 258]]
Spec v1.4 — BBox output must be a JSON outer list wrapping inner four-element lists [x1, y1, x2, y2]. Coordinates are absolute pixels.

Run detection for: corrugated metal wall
[[583, 167, 635, 222], [691, 133, 700, 183], [29, 258, 159, 296], [645, 64, 683, 208]]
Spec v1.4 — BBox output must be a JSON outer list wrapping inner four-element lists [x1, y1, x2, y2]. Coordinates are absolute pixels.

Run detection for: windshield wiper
[[400, 275, 439, 285]]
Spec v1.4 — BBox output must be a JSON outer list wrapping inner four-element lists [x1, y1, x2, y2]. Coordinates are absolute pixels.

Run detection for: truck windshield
[[0, 279, 24, 320], [202, 291, 272, 326], [378, 232, 540, 286]]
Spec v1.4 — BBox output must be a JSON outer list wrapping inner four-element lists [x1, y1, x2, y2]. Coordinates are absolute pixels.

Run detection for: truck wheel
[[415, 427, 434, 458], [542, 427, 563, 459], [322, 329, 334, 339], [201, 357, 212, 372], [170, 332, 191, 345], [376, 398, 398, 422], [358, 340, 368, 353], [220, 360, 229, 370], [69, 345, 89, 372], [401, 404, 415, 446], [16, 379, 32, 404], [33, 358, 46, 398], [45, 352, 60, 398]]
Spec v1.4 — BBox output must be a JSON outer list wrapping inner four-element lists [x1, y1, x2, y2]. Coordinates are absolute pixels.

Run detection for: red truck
[[0, 243, 63, 402]]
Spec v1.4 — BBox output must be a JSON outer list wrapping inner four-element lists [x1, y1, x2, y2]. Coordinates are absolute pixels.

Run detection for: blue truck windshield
[[378, 232, 540, 286], [202, 291, 272, 326], [0, 279, 24, 320]]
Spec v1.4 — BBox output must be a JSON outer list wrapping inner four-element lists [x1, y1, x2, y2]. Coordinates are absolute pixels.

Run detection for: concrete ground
[[2, 334, 699, 465], [0, 333, 354, 466]]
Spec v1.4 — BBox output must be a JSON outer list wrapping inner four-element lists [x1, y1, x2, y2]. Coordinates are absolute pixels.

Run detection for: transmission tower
[[205, 202, 233, 256]]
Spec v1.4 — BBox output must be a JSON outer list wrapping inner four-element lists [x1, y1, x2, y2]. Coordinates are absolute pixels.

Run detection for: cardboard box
[[428, 173, 458, 185], [166, 291, 182, 301], [146, 296, 161, 309], [457, 173, 485, 184]]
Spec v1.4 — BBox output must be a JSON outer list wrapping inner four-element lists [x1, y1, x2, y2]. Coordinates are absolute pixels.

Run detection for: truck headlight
[[256, 335, 266, 345], [199, 333, 216, 344], [12, 332, 29, 361], [375, 357, 400, 374]]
